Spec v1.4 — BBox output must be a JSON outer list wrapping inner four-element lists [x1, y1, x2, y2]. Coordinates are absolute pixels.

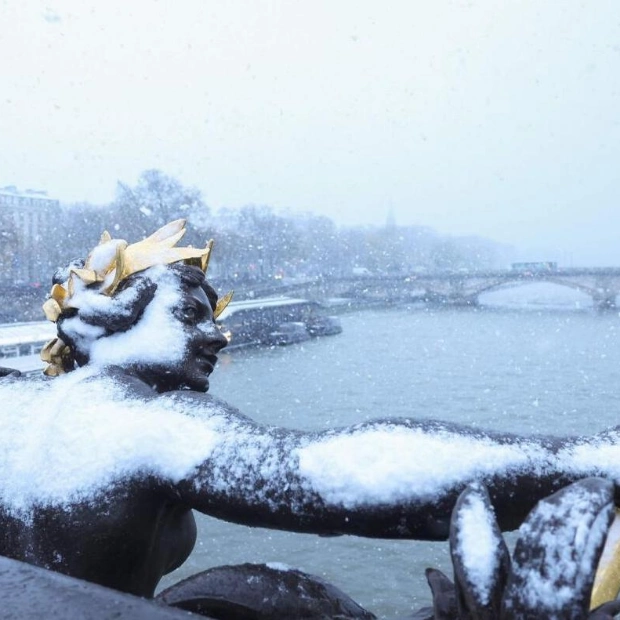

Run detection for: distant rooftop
[[0, 185, 51, 197], [0, 185, 53, 200]]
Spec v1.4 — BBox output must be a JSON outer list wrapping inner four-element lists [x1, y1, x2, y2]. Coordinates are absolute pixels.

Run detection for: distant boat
[[0, 353, 45, 376], [217, 297, 342, 349]]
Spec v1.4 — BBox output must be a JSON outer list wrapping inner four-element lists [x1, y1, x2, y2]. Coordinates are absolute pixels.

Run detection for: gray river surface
[[159, 297, 620, 618]]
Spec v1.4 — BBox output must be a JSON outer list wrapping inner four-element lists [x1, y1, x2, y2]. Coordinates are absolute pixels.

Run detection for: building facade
[[0, 186, 58, 286]]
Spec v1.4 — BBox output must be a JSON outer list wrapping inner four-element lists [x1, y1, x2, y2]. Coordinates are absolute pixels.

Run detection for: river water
[[159, 289, 620, 618]]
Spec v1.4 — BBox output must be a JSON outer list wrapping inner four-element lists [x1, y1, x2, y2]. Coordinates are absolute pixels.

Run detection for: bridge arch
[[472, 277, 596, 298], [470, 276, 617, 310], [477, 280, 593, 307]]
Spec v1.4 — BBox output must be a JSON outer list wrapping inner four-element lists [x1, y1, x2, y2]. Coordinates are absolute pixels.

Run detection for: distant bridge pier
[[447, 294, 479, 307], [425, 291, 479, 307], [592, 291, 618, 311]]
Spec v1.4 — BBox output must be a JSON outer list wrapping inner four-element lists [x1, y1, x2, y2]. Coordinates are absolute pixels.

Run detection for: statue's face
[[172, 284, 228, 392], [126, 283, 228, 392]]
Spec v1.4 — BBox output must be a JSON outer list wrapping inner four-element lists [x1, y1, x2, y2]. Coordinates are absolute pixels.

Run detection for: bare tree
[[113, 170, 210, 245]]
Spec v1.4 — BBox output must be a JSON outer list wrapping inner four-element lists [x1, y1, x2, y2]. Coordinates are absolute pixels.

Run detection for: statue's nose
[[212, 330, 228, 352], [201, 321, 228, 352]]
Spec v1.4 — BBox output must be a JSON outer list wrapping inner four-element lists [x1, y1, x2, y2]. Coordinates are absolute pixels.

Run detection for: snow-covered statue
[[2, 220, 620, 618]]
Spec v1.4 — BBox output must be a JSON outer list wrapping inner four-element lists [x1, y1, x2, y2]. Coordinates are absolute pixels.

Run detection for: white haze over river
[[159, 285, 620, 617]]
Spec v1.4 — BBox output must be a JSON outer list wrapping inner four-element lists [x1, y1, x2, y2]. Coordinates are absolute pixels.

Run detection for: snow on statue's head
[[40, 220, 232, 383]]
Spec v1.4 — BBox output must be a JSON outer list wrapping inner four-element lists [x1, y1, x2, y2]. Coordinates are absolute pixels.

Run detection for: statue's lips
[[195, 352, 218, 374]]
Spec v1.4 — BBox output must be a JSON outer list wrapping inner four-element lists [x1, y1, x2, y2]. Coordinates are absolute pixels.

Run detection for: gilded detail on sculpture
[[40, 218, 232, 376]]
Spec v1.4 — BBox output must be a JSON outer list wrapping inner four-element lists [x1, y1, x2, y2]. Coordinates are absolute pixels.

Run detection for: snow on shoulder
[[0, 369, 221, 516]]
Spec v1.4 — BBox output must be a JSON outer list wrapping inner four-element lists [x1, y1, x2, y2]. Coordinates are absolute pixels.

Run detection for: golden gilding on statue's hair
[[40, 219, 233, 376]]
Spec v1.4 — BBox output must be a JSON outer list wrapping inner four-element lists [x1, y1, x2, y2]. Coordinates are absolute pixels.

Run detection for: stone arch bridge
[[232, 268, 620, 311]]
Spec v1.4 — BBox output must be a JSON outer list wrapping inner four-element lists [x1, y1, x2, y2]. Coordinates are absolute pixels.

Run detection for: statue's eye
[[182, 306, 198, 322]]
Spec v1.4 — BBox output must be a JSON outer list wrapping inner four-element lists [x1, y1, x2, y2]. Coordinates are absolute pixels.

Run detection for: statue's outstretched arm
[[172, 392, 609, 540]]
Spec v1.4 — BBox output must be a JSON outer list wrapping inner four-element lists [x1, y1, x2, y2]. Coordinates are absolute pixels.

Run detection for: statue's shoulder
[[161, 389, 252, 423], [162, 388, 231, 411], [65, 365, 159, 402], [69, 366, 250, 424]]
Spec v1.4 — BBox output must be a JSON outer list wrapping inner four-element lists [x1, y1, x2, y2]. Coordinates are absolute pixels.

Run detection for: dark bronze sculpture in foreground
[[410, 478, 620, 620], [2, 220, 620, 618]]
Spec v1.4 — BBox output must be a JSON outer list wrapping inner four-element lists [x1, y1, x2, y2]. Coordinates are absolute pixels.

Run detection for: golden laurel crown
[[40, 219, 233, 376]]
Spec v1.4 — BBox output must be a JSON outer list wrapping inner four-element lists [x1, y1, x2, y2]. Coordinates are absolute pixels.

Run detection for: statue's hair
[[56, 264, 218, 369]]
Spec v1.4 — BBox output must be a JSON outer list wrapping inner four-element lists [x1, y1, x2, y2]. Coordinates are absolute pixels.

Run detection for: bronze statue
[[1, 220, 620, 618]]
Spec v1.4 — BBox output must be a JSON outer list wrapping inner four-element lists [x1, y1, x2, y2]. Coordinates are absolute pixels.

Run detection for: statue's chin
[[115, 363, 181, 393], [179, 378, 210, 393], [151, 369, 211, 394]]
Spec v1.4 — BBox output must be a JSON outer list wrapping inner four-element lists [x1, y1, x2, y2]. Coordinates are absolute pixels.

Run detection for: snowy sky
[[2, 1, 620, 265]]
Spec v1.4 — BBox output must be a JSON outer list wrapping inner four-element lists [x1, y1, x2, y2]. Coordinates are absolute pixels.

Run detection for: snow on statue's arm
[[163, 390, 620, 541]]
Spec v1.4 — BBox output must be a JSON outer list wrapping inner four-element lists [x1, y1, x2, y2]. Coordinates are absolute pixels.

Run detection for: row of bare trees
[[37, 170, 513, 287]]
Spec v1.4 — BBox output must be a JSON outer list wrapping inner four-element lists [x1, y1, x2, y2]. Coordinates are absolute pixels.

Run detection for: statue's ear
[[449, 482, 510, 619]]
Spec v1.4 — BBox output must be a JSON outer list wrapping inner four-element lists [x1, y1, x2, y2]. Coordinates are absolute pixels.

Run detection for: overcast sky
[[2, 1, 619, 264]]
